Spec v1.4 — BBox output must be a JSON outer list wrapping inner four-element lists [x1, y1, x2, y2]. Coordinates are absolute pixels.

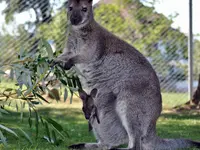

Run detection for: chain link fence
[[0, 0, 199, 109]]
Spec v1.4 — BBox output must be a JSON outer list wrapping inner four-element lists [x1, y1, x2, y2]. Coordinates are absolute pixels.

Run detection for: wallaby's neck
[[71, 19, 98, 37]]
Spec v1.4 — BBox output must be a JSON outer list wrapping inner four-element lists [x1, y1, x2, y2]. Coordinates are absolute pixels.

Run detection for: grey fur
[[56, 0, 200, 149]]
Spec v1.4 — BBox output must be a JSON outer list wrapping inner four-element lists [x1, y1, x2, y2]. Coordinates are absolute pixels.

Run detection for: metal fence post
[[188, 0, 193, 101]]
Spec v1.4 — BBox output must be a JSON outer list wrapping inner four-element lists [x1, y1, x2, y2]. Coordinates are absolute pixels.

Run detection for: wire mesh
[[0, 0, 199, 109]]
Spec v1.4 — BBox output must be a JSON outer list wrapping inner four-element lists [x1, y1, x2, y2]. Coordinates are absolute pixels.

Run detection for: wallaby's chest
[[75, 62, 102, 92], [70, 37, 88, 54], [75, 61, 120, 95]]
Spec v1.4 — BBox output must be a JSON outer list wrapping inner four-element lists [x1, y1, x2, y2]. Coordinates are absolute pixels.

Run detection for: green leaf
[[44, 118, 63, 132], [27, 75, 33, 88], [21, 97, 34, 100], [44, 122, 51, 142], [43, 136, 51, 143], [60, 79, 67, 86], [43, 39, 54, 59], [34, 110, 39, 139], [20, 102, 24, 122], [30, 101, 40, 105], [70, 90, 73, 104], [0, 70, 5, 75], [16, 89, 22, 97], [4, 88, 13, 92], [16, 103, 18, 112], [64, 88, 68, 102], [0, 130, 7, 146], [51, 130, 57, 144], [22, 102, 26, 108], [63, 130, 70, 138], [28, 118, 32, 128], [72, 76, 77, 88], [43, 117, 66, 140], [24, 88, 32, 96], [10, 68, 14, 79], [29, 108, 32, 117], [67, 78, 73, 87], [37, 65, 41, 76], [18, 128, 33, 144], [19, 47, 25, 59], [0, 124, 18, 137], [0, 108, 9, 114], [40, 116, 44, 126], [35, 93, 49, 103]]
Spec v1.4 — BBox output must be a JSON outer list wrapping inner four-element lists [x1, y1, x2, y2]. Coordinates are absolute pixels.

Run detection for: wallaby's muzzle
[[70, 12, 82, 25], [85, 114, 90, 120]]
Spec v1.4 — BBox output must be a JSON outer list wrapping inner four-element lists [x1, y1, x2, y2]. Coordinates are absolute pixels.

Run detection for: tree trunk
[[191, 74, 200, 105]]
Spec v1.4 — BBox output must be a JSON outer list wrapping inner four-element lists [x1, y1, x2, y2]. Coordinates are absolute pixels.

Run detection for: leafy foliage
[[0, 39, 82, 146]]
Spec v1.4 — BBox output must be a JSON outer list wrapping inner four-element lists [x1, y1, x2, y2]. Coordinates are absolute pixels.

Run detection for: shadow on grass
[[161, 113, 200, 120]]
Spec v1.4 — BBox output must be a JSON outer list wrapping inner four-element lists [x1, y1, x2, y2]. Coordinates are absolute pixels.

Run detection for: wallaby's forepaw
[[64, 59, 74, 70], [68, 143, 85, 149], [51, 58, 73, 70], [50, 58, 62, 68]]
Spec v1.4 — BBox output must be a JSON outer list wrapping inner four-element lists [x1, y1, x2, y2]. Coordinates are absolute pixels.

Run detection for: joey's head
[[67, 0, 94, 27], [78, 88, 97, 120]]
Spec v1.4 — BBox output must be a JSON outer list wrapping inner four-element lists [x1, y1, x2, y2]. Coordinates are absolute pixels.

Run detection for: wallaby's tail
[[154, 137, 200, 149]]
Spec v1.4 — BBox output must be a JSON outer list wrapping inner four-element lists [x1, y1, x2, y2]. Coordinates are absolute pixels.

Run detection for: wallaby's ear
[[78, 89, 88, 101], [90, 88, 98, 98], [88, 0, 93, 3]]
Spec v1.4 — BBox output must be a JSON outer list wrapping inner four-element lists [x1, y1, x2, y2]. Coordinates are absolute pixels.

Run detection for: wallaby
[[78, 88, 100, 131], [72, 88, 128, 150], [55, 0, 200, 149]]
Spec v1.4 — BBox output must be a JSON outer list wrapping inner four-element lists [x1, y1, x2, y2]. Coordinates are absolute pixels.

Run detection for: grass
[[0, 80, 200, 149], [0, 98, 200, 150], [162, 92, 188, 109]]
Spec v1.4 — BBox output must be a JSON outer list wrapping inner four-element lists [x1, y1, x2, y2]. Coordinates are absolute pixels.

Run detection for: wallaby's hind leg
[[115, 98, 143, 150]]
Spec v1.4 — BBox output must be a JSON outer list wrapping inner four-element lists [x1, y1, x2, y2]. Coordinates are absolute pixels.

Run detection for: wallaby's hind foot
[[68, 143, 109, 150], [68, 143, 86, 149]]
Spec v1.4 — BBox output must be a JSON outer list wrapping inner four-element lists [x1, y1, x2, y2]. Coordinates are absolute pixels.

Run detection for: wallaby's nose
[[70, 13, 82, 25], [85, 114, 90, 120]]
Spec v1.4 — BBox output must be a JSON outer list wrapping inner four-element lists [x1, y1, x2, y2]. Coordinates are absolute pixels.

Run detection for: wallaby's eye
[[82, 7, 87, 12], [69, 6, 73, 11]]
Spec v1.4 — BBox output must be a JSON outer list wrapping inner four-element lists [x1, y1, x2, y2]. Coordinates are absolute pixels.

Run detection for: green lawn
[[162, 92, 188, 109], [0, 80, 199, 149], [0, 98, 200, 150]]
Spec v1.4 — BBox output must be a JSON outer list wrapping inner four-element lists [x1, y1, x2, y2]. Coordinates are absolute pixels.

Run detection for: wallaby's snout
[[70, 10, 82, 25], [67, 0, 93, 26], [82, 106, 92, 119], [85, 115, 90, 120]]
